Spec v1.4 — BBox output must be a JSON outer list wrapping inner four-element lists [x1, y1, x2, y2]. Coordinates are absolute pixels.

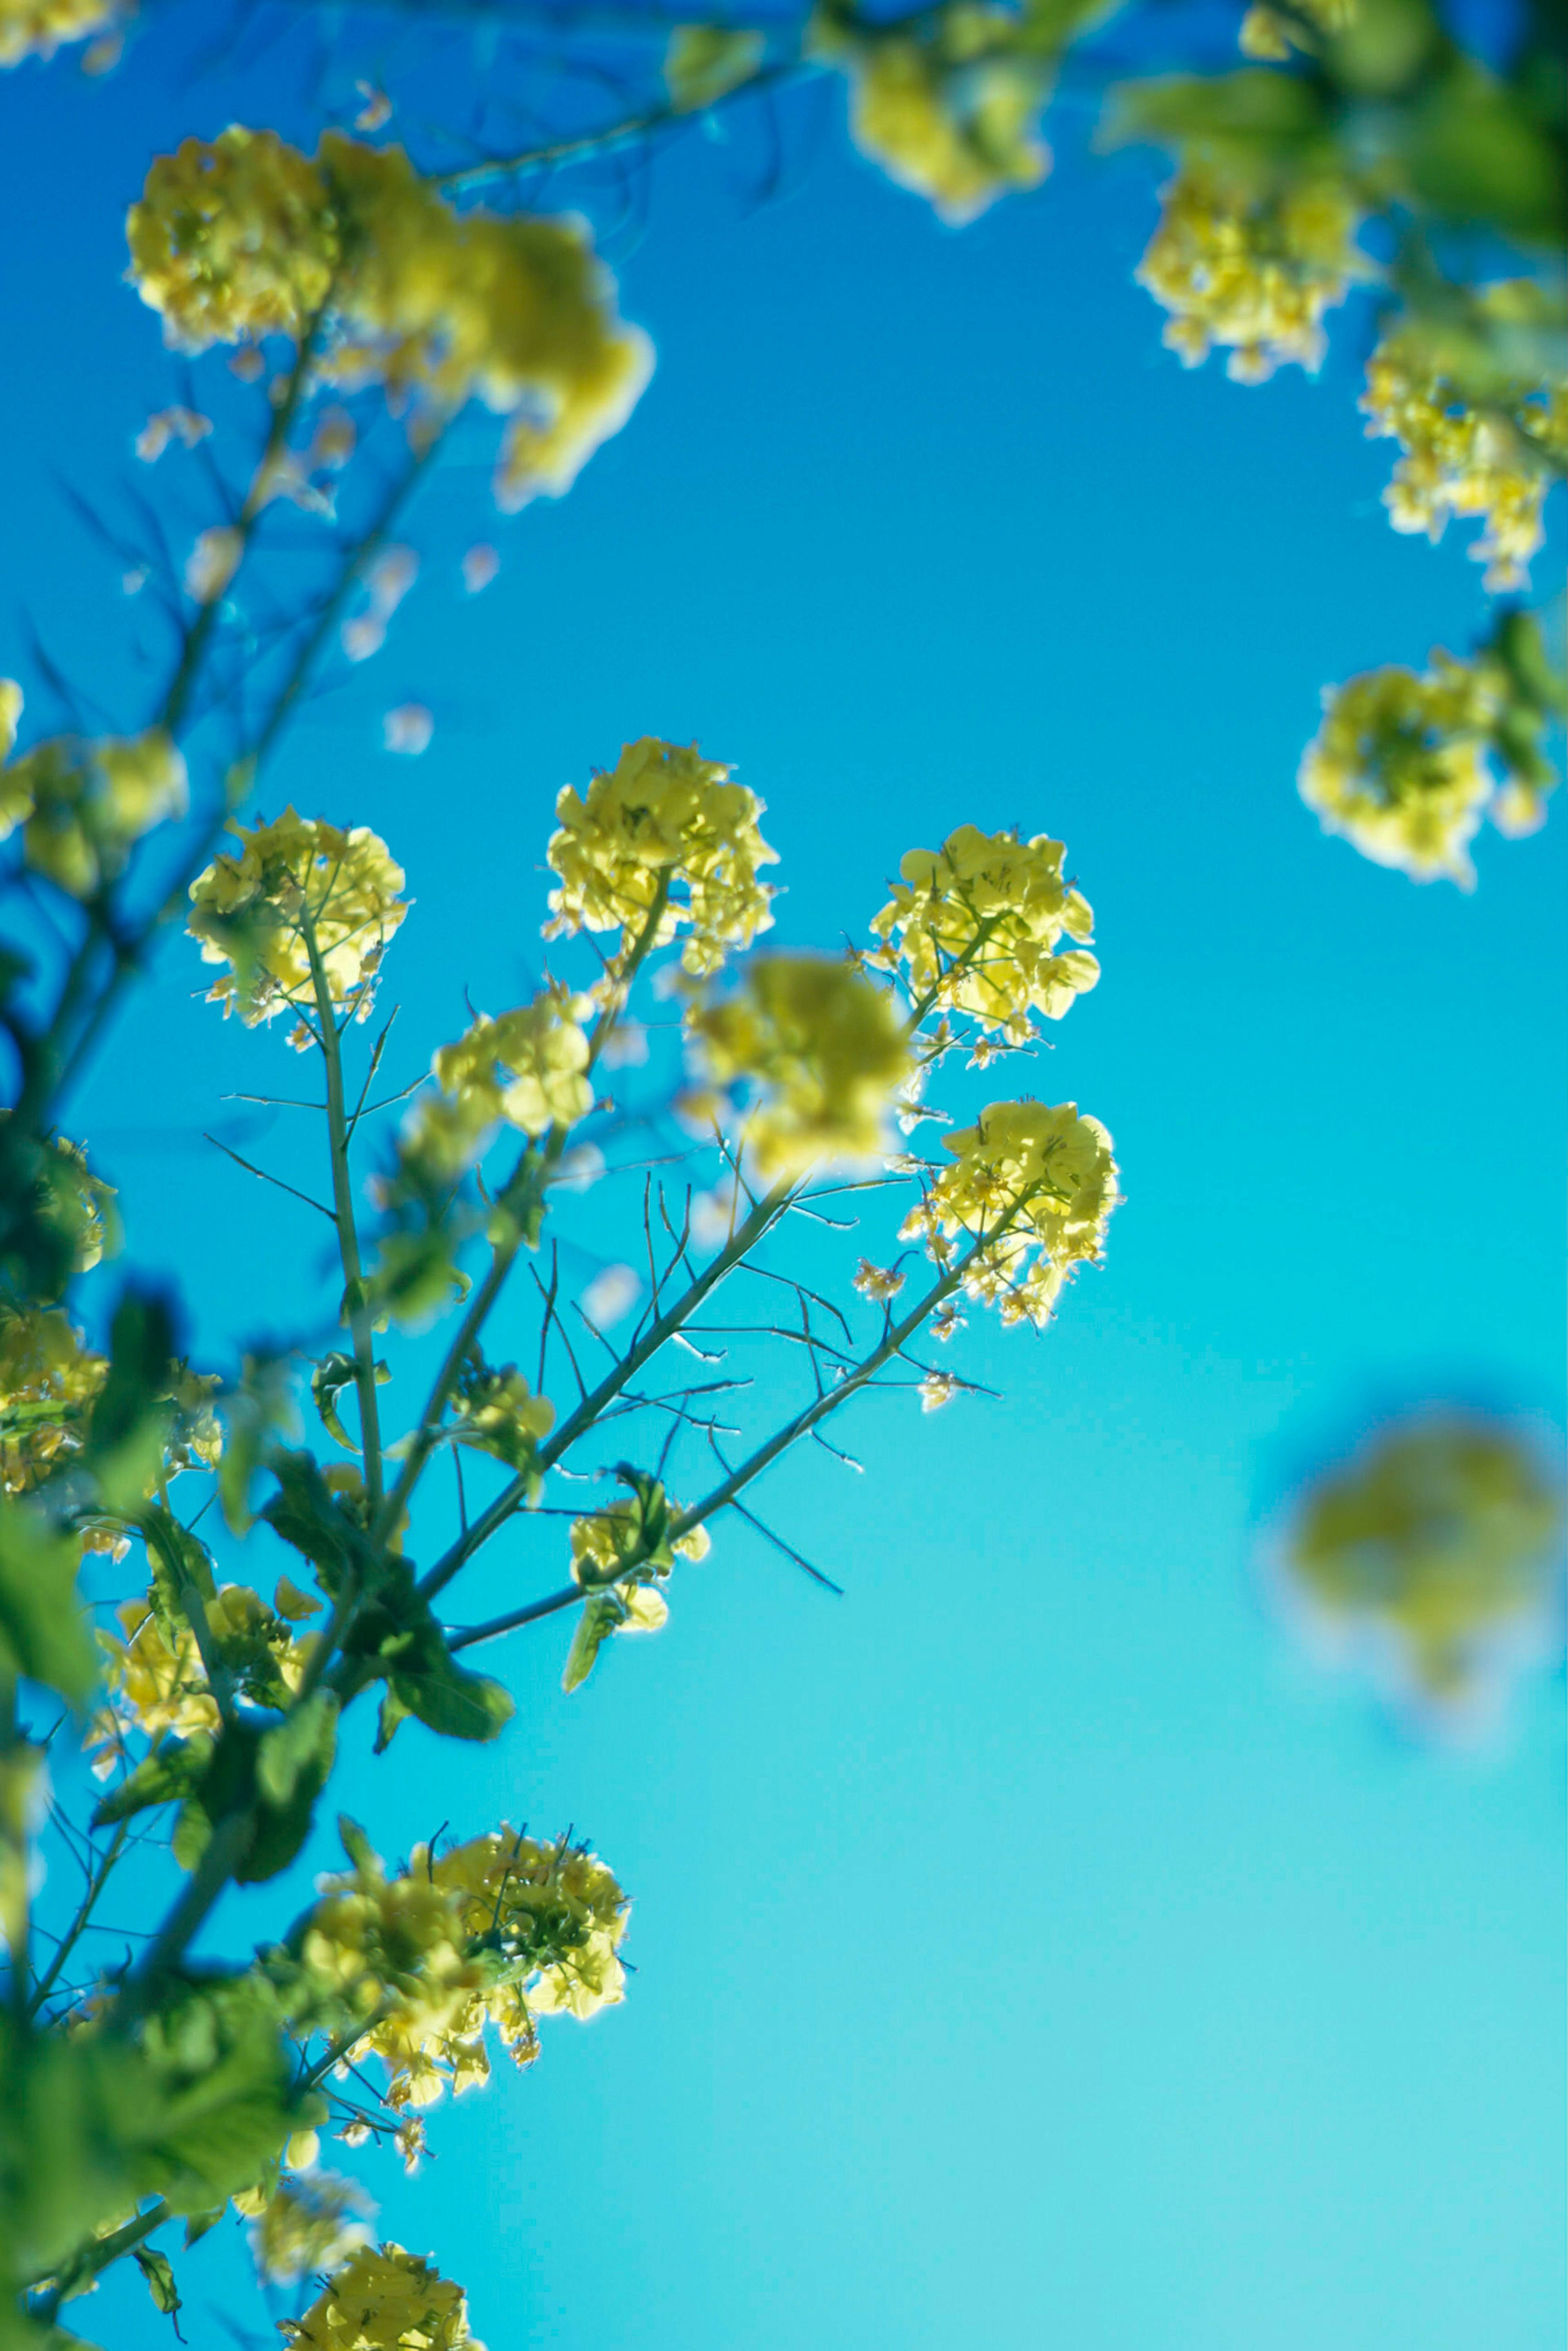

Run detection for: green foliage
[[0, 1503, 94, 1703]]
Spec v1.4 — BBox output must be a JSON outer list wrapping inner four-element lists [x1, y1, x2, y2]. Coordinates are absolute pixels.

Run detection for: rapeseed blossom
[[0, 0, 119, 66], [903, 1098, 1120, 1326], [408, 994, 593, 1174], [282, 2243, 482, 2351], [249, 2169, 373, 2285], [1282, 1416, 1561, 1711], [0, 1307, 107, 1497], [809, 5, 1052, 224], [0, 729, 187, 897], [187, 809, 407, 1036], [1298, 654, 1499, 885], [869, 822, 1097, 1041], [688, 953, 913, 1180], [1138, 165, 1362, 381], [1361, 316, 1566, 590], [89, 1580, 318, 1760], [546, 737, 777, 975], [127, 128, 650, 507]]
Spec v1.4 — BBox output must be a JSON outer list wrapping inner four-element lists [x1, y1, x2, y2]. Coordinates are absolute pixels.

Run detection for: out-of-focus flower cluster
[[902, 1099, 1120, 1327], [282, 2243, 483, 2351], [0, 701, 187, 898], [187, 809, 407, 1041], [1281, 1414, 1562, 1717], [1362, 308, 1567, 591], [1298, 651, 1502, 885], [546, 737, 777, 977], [1239, 0, 1355, 59], [0, 1307, 107, 1498], [89, 1573, 319, 1768], [294, 1826, 628, 2110], [808, 0, 1056, 225], [0, 0, 120, 68], [868, 823, 1098, 1044], [1138, 163, 1363, 381], [126, 128, 650, 507], [688, 953, 913, 1181]]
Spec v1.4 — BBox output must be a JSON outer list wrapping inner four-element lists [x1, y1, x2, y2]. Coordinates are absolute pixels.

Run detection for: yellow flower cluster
[[1298, 654, 1499, 886], [283, 2244, 482, 2351], [409, 996, 593, 1173], [249, 2168, 372, 2286], [1239, 0, 1355, 57], [188, 809, 407, 1038], [546, 737, 777, 976], [809, 4, 1052, 225], [869, 823, 1098, 1042], [1361, 323, 1566, 591], [127, 129, 651, 507], [301, 1828, 628, 2109], [902, 1098, 1120, 1326], [449, 1361, 555, 1468], [0, 0, 118, 67], [569, 1495, 710, 1586], [1137, 165, 1362, 382], [89, 1578, 319, 1763], [688, 954, 913, 1181], [1284, 1416, 1560, 1707], [0, 1307, 107, 1497], [0, 716, 187, 899]]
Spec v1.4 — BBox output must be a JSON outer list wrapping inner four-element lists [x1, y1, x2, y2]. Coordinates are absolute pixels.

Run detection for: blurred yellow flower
[[688, 953, 912, 1180], [409, 993, 593, 1173], [0, 0, 120, 66], [1138, 164, 1363, 382], [1298, 654, 1499, 885], [665, 23, 765, 111], [0, 729, 187, 898]]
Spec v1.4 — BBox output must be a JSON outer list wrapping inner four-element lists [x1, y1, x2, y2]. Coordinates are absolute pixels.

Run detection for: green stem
[[302, 917, 385, 1515], [26, 1822, 129, 2022]]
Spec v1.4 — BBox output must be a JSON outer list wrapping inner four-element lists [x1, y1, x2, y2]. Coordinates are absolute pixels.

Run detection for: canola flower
[[297, 1828, 628, 2110], [248, 2168, 373, 2286], [687, 953, 913, 1181], [1361, 320, 1567, 591], [282, 2243, 482, 2351], [869, 822, 1098, 1042], [0, 728, 187, 898], [1282, 1415, 1561, 1709], [408, 994, 593, 1175], [0, 1307, 107, 1497], [89, 1578, 319, 1762], [127, 127, 651, 508], [808, 4, 1053, 225], [187, 809, 407, 1037], [902, 1098, 1120, 1326], [1138, 164, 1363, 382], [1298, 653, 1501, 885], [546, 736, 777, 976], [0, 0, 119, 66]]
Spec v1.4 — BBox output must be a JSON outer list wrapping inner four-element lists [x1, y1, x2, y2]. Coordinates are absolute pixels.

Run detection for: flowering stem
[[25, 1821, 129, 2022], [378, 877, 673, 1554], [302, 915, 385, 1514]]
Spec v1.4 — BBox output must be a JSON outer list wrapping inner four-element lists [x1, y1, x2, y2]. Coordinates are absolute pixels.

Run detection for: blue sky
[[2, 11, 1563, 2349]]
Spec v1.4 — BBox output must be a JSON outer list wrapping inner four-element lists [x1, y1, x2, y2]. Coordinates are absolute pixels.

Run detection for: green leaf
[[262, 1451, 374, 1599], [0, 1499, 95, 1703], [137, 1504, 217, 1638], [309, 1353, 387, 1455], [256, 1692, 338, 1808], [132, 2245, 182, 2324], [89, 1289, 179, 1514], [217, 1350, 298, 1535], [91, 1739, 208, 1831], [337, 1814, 377, 1873], [562, 1591, 622, 1695], [387, 1651, 514, 1744]]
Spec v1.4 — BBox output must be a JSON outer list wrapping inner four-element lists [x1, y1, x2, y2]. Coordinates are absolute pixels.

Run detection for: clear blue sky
[[2, 11, 1563, 2349]]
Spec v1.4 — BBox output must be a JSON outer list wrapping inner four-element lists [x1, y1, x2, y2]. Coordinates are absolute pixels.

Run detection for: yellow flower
[[869, 822, 1097, 1042], [90, 1580, 318, 1760], [919, 1370, 960, 1411], [1361, 310, 1566, 591], [251, 2170, 373, 2286], [546, 737, 777, 976], [903, 1098, 1120, 1324], [853, 1258, 906, 1302], [1283, 1416, 1561, 1708], [413, 994, 593, 1169], [127, 128, 651, 509], [568, 1495, 710, 1585], [425, 1826, 629, 2028], [0, 1307, 107, 1498], [0, 0, 120, 67], [1298, 654, 1499, 886], [809, 6, 1053, 225], [1137, 164, 1363, 382], [0, 678, 22, 763], [0, 729, 187, 897], [282, 2243, 483, 2351], [688, 953, 913, 1181], [187, 808, 407, 1036]]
